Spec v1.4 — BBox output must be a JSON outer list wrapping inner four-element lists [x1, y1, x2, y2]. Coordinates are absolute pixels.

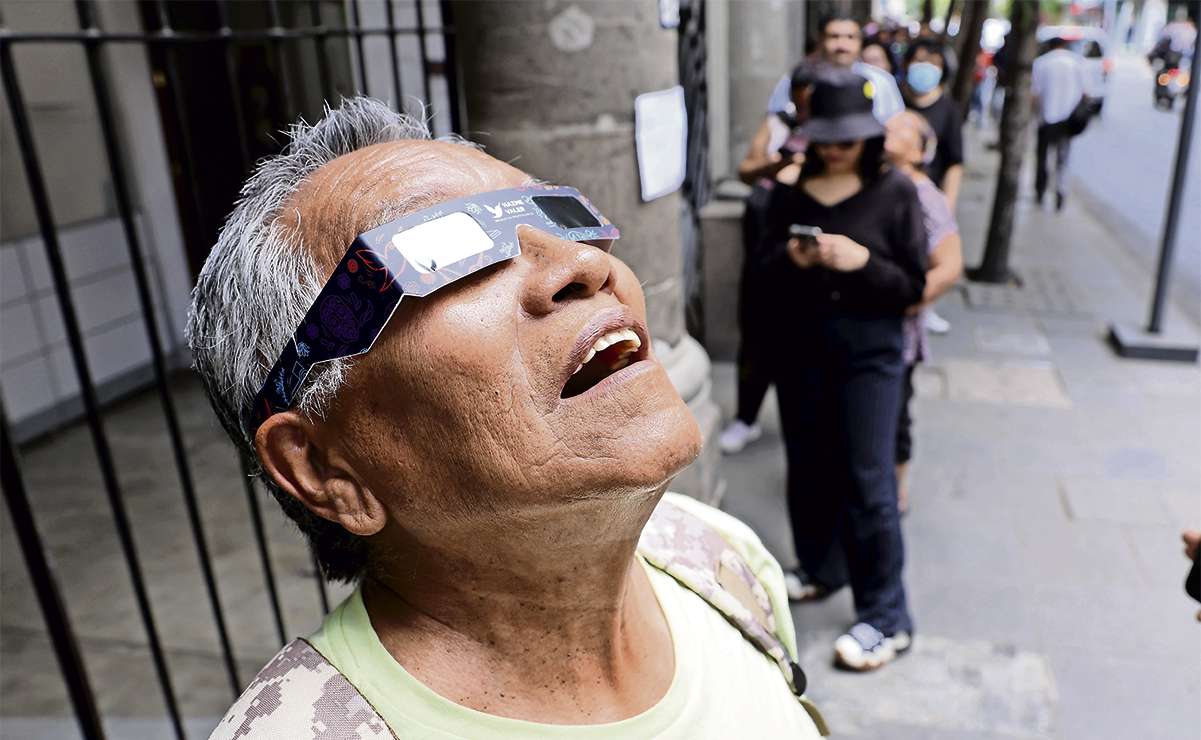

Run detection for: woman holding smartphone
[[757, 69, 927, 671]]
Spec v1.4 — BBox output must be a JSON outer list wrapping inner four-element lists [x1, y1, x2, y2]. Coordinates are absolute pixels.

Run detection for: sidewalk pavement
[[714, 125, 1201, 739]]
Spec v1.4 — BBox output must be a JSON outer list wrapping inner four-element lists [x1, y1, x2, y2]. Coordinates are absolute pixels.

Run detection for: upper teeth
[[574, 329, 641, 374]]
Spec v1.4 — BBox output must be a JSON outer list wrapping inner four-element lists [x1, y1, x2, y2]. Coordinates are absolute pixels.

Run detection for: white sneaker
[[783, 571, 829, 602], [718, 420, 761, 454], [925, 309, 951, 335], [834, 622, 911, 671]]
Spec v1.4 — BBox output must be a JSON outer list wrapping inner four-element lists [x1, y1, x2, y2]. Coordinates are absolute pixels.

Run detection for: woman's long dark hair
[[799, 135, 887, 185]]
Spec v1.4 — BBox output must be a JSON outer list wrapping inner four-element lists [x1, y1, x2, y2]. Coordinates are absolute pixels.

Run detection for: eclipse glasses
[[249, 185, 619, 435]]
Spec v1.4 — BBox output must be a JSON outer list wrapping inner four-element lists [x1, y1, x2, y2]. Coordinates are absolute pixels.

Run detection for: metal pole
[[309, 0, 333, 103], [414, 0, 433, 107], [384, 0, 404, 108], [215, 0, 255, 170], [1, 410, 107, 740], [240, 458, 288, 645], [349, 0, 371, 95], [439, 0, 466, 133], [1147, 3, 1201, 334], [0, 38, 187, 740], [74, 0, 242, 697]]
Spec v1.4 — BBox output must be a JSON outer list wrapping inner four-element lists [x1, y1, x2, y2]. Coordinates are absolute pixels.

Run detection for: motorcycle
[[1149, 40, 1191, 110]]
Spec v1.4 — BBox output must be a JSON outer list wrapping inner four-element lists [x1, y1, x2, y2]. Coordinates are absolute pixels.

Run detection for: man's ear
[[255, 411, 387, 536]]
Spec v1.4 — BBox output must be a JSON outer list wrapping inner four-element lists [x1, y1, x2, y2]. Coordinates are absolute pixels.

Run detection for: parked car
[[1037, 25, 1114, 110]]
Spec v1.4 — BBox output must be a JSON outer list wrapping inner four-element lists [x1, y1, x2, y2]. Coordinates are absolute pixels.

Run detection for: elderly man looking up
[[189, 98, 826, 738]]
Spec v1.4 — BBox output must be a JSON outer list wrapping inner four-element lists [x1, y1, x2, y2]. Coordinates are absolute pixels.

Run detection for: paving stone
[[1049, 650, 1200, 740], [906, 578, 1035, 648], [800, 632, 1056, 739], [946, 359, 1071, 408], [1058, 476, 1176, 525], [972, 325, 1053, 357], [1026, 583, 1181, 660]]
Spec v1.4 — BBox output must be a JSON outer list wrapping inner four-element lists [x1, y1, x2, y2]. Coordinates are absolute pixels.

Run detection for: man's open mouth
[[561, 328, 643, 399]]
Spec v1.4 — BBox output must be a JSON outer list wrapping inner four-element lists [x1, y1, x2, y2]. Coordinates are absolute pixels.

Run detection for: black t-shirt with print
[[908, 94, 964, 188]]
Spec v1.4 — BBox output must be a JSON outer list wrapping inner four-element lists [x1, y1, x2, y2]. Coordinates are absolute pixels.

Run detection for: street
[[1073, 52, 1201, 325]]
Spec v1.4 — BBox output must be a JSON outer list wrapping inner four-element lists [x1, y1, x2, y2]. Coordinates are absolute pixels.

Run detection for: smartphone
[[788, 224, 821, 248]]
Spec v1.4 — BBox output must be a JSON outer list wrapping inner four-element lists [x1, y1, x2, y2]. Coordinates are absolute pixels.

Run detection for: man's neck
[[360, 497, 674, 724]]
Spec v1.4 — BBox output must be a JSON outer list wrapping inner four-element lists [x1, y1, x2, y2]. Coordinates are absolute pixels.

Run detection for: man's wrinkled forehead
[[279, 140, 531, 268]]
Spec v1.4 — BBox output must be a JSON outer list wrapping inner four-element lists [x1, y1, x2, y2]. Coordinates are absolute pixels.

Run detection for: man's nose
[[517, 226, 615, 316]]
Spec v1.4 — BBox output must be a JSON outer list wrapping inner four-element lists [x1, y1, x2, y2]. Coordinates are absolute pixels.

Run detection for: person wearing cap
[[189, 97, 827, 738], [755, 69, 926, 671], [718, 11, 905, 456]]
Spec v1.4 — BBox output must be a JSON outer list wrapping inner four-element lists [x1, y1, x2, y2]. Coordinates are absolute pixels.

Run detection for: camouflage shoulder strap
[[207, 638, 395, 740], [637, 499, 830, 736]]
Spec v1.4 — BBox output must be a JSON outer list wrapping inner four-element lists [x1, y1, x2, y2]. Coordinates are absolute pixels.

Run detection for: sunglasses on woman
[[816, 140, 858, 150]]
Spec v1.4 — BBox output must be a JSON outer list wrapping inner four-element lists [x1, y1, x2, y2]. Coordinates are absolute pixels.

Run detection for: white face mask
[[907, 62, 942, 94]]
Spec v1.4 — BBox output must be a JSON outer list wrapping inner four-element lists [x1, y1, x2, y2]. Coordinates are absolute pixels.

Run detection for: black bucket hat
[[801, 68, 886, 143]]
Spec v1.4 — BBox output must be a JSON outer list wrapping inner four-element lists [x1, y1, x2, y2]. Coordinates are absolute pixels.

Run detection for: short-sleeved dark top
[[757, 168, 928, 321], [908, 94, 964, 188]]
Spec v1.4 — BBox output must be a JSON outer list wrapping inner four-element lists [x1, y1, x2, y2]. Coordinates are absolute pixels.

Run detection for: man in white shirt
[[761, 13, 904, 127], [1031, 36, 1086, 211]]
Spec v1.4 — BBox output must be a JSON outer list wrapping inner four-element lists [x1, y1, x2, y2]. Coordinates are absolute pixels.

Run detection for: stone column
[[451, 0, 722, 505], [722, 0, 806, 174]]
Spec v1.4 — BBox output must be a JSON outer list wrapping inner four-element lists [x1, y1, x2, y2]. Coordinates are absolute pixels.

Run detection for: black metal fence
[[1, 2, 460, 738], [1, 3, 708, 738], [677, 0, 711, 342]]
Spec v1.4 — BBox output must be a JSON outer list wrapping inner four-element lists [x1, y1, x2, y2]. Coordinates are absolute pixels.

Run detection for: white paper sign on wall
[[634, 86, 688, 202]]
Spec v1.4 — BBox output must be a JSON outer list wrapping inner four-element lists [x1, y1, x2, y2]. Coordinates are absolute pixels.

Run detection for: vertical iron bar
[[266, 0, 298, 122], [215, 0, 254, 170], [1147, 10, 1201, 333], [312, 551, 331, 614], [383, 0, 403, 108], [75, 0, 242, 697], [1, 409, 107, 740], [349, 0, 370, 95], [239, 457, 287, 645], [309, 0, 333, 103], [163, 0, 294, 648], [413, 0, 432, 107], [438, 0, 465, 133], [213, 0, 292, 646], [153, 0, 212, 281], [0, 40, 187, 740]]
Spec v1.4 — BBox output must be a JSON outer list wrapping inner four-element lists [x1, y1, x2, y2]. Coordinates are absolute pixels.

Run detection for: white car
[[1037, 25, 1114, 108]]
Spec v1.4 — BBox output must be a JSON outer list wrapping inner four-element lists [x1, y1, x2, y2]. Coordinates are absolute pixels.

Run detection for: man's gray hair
[[187, 97, 474, 582]]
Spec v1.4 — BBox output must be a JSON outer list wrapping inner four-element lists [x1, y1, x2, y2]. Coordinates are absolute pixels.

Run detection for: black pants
[[1035, 120, 1072, 201], [776, 316, 913, 635], [895, 363, 917, 464], [735, 182, 779, 425]]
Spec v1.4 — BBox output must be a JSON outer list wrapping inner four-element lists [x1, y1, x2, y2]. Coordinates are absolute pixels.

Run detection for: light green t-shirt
[[308, 493, 821, 739]]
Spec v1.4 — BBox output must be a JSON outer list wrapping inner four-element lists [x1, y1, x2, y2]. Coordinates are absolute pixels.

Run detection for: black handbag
[[1066, 96, 1093, 136]]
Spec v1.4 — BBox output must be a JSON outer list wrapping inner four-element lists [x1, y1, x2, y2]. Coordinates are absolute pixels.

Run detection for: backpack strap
[[208, 638, 394, 740], [637, 499, 829, 736]]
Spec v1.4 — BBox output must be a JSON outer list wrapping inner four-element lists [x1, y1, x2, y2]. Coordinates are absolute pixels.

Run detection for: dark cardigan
[[757, 168, 928, 321]]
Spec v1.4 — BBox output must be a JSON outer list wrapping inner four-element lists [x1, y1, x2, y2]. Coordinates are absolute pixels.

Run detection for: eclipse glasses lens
[[248, 186, 619, 434]]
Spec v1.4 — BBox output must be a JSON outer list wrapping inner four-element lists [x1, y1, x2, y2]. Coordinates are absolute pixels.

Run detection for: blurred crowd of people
[[720, 11, 966, 672]]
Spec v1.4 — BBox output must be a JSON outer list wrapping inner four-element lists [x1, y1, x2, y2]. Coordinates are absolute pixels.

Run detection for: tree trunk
[[952, 0, 989, 120], [941, 0, 959, 42], [969, 0, 1039, 284]]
